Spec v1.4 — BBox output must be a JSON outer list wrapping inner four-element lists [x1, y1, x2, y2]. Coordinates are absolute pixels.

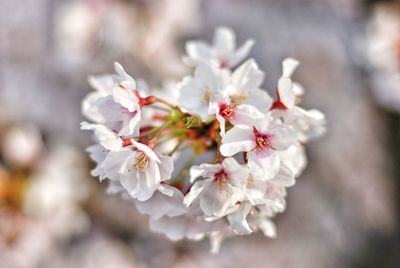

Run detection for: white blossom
[[81, 27, 326, 253], [184, 27, 254, 69], [178, 62, 229, 121], [183, 157, 248, 218], [220, 115, 297, 181]]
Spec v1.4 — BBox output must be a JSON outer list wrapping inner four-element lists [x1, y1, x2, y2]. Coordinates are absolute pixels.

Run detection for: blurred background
[[0, 0, 400, 267]]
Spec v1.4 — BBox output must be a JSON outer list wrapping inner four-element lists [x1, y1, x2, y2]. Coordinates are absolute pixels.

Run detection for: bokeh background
[[1, 0, 400, 267]]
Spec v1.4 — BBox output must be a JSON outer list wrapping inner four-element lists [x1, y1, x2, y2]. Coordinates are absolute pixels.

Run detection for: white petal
[[131, 140, 160, 163], [220, 125, 254, 156], [227, 203, 252, 235], [185, 41, 213, 62], [231, 59, 264, 90], [274, 165, 295, 187], [222, 157, 249, 186], [149, 215, 187, 241], [277, 77, 295, 108], [248, 151, 280, 181], [259, 218, 277, 238], [230, 104, 266, 126], [200, 183, 244, 217], [156, 151, 174, 181], [229, 39, 255, 67], [269, 122, 297, 151], [213, 27, 235, 54], [183, 179, 213, 207], [189, 163, 222, 183], [100, 150, 132, 181], [279, 145, 307, 177], [245, 88, 273, 113], [80, 122, 122, 151], [81, 92, 106, 123], [282, 58, 299, 78], [88, 75, 114, 94], [118, 109, 141, 136], [112, 85, 139, 112], [114, 62, 135, 82]]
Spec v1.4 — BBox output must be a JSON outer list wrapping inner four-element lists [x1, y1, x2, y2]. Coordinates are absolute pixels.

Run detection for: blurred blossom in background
[[1, 0, 400, 267]]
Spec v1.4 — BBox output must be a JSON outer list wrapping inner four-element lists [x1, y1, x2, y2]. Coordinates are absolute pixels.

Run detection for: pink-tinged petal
[[220, 125, 255, 156], [252, 112, 273, 133], [230, 104, 265, 127], [222, 157, 249, 186], [248, 151, 280, 181], [112, 84, 139, 112], [227, 203, 252, 235], [229, 39, 255, 68], [269, 122, 297, 151], [118, 109, 141, 136], [282, 58, 299, 78], [183, 179, 213, 207], [231, 59, 264, 90], [80, 122, 122, 151], [200, 183, 245, 218], [95, 95, 126, 122], [213, 27, 235, 54]]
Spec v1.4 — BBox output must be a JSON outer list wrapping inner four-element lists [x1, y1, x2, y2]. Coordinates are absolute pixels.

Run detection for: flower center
[[219, 103, 237, 120], [134, 151, 149, 172], [215, 169, 229, 189], [203, 89, 211, 103], [253, 127, 273, 151]]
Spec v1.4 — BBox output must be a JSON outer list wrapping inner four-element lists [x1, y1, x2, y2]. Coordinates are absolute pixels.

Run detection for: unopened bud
[[183, 116, 202, 128]]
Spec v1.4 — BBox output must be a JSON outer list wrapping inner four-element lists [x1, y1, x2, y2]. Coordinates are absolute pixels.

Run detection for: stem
[[148, 105, 171, 112], [149, 121, 173, 141], [168, 139, 185, 156], [154, 97, 177, 109]]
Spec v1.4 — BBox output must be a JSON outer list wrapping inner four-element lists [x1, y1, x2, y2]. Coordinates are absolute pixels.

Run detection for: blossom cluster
[[81, 27, 326, 252]]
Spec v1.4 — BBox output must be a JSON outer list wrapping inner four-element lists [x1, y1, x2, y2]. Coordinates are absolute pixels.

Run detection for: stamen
[[252, 127, 273, 151], [203, 89, 211, 103], [219, 103, 237, 120], [215, 169, 229, 189], [133, 151, 149, 172]]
